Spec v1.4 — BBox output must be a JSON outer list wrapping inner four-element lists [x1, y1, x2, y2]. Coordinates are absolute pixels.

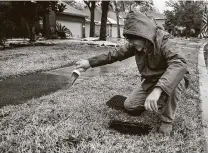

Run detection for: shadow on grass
[[0, 73, 69, 108], [204, 43, 208, 68], [109, 120, 152, 135], [106, 95, 152, 136]]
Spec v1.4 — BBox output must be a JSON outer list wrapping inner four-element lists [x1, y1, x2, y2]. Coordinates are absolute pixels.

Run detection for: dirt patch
[[109, 120, 152, 135]]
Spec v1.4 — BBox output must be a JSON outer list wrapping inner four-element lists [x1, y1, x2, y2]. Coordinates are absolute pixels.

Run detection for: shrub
[[56, 22, 72, 38], [0, 2, 16, 46]]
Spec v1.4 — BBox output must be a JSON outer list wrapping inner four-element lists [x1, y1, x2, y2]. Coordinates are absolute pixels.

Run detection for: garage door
[[111, 25, 124, 38], [57, 20, 82, 38]]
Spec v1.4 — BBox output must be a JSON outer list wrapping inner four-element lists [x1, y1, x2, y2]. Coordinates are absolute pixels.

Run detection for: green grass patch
[[0, 43, 113, 80], [0, 40, 206, 152]]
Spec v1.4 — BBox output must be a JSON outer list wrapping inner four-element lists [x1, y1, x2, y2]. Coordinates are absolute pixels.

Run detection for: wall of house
[[111, 25, 124, 38], [85, 23, 90, 37], [85, 23, 111, 38], [85, 23, 96, 37], [85, 23, 125, 38], [56, 14, 85, 38], [59, 21, 82, 38], [155, 19, 165, 30], [83, 8, 126, 38], [82, 9, 102, 23], [85, 23, 101, 37], [95, 24, 110, 37]]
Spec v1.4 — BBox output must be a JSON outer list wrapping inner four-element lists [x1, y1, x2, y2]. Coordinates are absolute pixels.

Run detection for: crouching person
[[75, 10, 189, 135]]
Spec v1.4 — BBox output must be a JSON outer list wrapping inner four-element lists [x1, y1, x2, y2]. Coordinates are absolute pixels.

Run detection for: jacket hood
[[123, 11, 157, 46]]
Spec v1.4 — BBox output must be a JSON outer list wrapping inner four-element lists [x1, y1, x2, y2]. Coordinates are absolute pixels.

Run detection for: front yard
[[0, 39, 206, 152], [0, 42, 113, 80]]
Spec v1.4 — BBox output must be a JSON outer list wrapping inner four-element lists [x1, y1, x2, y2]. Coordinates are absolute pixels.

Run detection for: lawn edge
[[198, 41, 208, 152], [0, 61, 75, 81]]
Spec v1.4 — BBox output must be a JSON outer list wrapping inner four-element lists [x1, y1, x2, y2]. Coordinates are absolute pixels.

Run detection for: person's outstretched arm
[[87, 43, 135, 68], [75, 43, 135, 71]]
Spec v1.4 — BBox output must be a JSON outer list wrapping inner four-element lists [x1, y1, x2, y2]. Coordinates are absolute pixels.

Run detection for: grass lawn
[[0, 43, 113, 80], [0, 40, 207, 152]]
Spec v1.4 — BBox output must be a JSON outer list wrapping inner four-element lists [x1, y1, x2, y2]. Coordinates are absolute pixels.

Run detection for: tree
[[164, 0, 204, 38], [9, 2, 49, 41], [114, 1, 121, 38], [110, 0, 153, 38], [99, 1, 110, 40], [42, 1, 66, 39], [122, 0, 153, 12], [164, 10, 177, 34], [84, 1, 96, 37], [1, 1, 66, 41], [99, 0, 154, 40], [138, 0, 154, 13], [65, 0, 85, 10], [109, 1, 126, 38], [0, 2, 16, 45]]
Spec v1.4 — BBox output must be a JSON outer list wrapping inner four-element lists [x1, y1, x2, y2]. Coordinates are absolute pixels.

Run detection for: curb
[[198, 42, 208, 152]]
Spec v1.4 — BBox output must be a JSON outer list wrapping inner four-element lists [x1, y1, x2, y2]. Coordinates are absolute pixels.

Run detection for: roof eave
[[58, 12, 88, 18]]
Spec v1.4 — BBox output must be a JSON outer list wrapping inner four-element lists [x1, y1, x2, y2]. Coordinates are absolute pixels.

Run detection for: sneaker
[[106, 95, 145, 116], [158, 122, 172, 135], [106, 95, 127, 111]]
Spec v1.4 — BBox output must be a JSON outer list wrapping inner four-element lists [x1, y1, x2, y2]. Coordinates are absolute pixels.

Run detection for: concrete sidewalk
[[198, 42, 208, 152]]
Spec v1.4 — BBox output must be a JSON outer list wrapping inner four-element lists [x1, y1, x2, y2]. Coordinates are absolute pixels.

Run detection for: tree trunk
[[30, 24, 36, 42], [89, 1, 95, 37], [43, 14, 50, 38], [24, 20, 35, 41], [25, 20, 31, 39], [99, 1, 109, 41], [130, 3, 132, 11], [25, 21, 35, 42], [85, 1, 96, 37], [122, 2, 125, 12], [114, 1, 121, 38], [185, 27, 188, 39]]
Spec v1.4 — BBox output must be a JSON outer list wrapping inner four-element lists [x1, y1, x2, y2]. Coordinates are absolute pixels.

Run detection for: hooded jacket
[[88, 11, 188, 96]]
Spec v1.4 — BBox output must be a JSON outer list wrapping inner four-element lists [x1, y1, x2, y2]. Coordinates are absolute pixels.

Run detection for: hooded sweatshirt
[[88, 11, 188, 96]]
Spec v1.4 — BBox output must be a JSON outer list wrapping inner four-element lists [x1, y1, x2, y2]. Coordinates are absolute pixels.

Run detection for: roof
[[146, 11, 166, 20], [82, 8, 124, 25], [122, 10, 166, 20], [59, 2, 88, 17], [107, 11, 125, 25]]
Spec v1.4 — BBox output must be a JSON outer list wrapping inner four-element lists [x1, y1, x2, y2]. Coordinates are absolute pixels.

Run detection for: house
[[47, 3, 166, 39], [82, 8, 125, 38], [45, 2, 88, 38], [83, 8, 166, 38], [108, 11, 125, 38], [56, 2, 88, 38], [121, 10, 166, 30], [146, 11, 166, 29]]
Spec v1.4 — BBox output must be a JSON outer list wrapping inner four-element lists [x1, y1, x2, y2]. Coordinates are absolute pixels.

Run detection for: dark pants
[[124, 79, 185, 123]]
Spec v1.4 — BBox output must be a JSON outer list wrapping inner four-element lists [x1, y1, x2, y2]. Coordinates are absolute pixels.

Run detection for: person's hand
[[75, 59, 91, 72], [144, 87, 163, 112]]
